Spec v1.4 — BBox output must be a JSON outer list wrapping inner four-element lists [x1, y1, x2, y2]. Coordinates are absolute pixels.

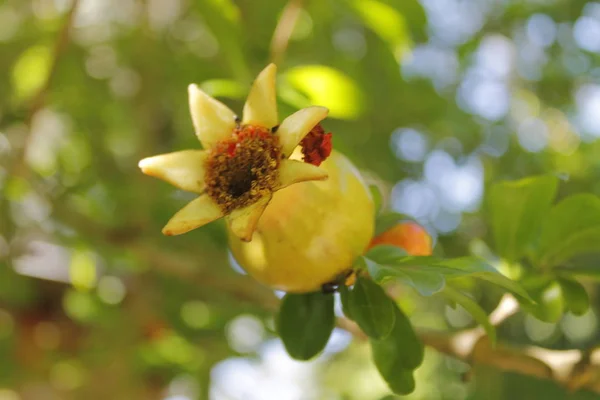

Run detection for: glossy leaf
[[339, 285, 354, 320], [488, 175, 558, 262], [558, 278, 589, 316], [537, 194, 600, 267], [365, 245, 532, 302], [381, 264, 445, 296], [347, 276, 395, 339], [277, 292, 335, 360], [370, 305, 423, 395]]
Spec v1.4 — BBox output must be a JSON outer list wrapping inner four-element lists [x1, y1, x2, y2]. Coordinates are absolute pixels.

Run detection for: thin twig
[[269, 0, 304, 65], [30, 0, 80, 116], [10, 0, 80, 177]]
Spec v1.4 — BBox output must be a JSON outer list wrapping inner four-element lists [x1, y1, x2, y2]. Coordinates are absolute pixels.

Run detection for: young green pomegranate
[[139, 64, 374, 293], [228, 148, 374, 293]]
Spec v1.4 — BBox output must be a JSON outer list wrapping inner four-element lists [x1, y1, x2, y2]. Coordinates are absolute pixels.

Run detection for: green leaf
[[365, 245, 426, 264], [556, 266, 600, 281], [346, 276, 395, 339], [370, 305, 423, 395], [365, 246, 533, 302], [557, 278, 589, 316], [391, 268, 445, 296], [352, 0, 412, 62], [442, 286, 496, 345], [363, 255, 444, 296], [277, 292, 335, 360], [520, 280, 564, 323], [488, 175, 558, 262], [537, 194, 600, 267], [372, 304, 423, 369], [369, 184, 384, 216], [339, 285, 354, 320], [374, 212, 417, 236], [285, 65, 363, 120], [378, 367, 415, 396], [380, 0, 428, 40], [440, 258, 533, 303]]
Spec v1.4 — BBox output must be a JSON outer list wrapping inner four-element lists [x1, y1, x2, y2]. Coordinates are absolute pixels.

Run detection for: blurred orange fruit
[[369, 222, 432, 256]]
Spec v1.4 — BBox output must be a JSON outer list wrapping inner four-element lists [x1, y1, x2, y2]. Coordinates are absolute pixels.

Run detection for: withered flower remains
[[138, 64, 330, 241]]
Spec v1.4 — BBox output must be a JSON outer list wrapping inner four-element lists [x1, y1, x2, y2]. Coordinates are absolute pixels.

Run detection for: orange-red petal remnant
[[300, 124, 333, 166]]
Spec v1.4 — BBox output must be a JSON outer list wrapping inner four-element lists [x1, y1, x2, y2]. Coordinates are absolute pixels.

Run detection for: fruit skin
[[227, 150, 375, 293], [370, 222, 432, 256]]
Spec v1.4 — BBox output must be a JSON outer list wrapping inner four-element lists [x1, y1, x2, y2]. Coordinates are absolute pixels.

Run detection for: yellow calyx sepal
[[138, 64, 331, 241]]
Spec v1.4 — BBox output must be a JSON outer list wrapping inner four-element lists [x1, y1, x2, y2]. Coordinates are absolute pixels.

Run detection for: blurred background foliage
[[3, 0, 600, 399]]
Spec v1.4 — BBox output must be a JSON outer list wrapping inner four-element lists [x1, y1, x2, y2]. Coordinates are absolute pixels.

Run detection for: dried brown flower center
[[205, 125, 282, 213]]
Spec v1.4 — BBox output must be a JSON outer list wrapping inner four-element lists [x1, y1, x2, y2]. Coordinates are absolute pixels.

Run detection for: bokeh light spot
[[226, 314, 265, 353], [97, 276, 126, 305], [180, 301, 211, 329], [390, 128, 428, 162]]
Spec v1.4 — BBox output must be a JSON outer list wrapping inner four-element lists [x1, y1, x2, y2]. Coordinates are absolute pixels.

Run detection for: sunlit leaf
[[385, 0, 427, 40], [363, 255, 445, 296], [285, 65, 363, 120], [352, 0, 412, 61], [204, 0, 240, 23], [364, 245, 533, 302]]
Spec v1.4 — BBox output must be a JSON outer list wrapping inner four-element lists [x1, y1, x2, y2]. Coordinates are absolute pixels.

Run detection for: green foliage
[[277, 292, 335, 361], [521, 280, 564, 323], [370, 304, 423, 395], [488, 175, 558, 262], [351, 0, 412, 61], [285, 65, 363, 119], [557, 278, 590, 316], [537, 194, 600, 267], [363, 245, 532, 302], [344, 275, 396, 339], [369, 184, 384, 216]]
